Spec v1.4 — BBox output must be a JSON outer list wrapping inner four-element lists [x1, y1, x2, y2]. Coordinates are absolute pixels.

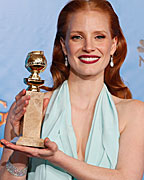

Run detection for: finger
[[15, 107, 26, 121], [15, 95, 30, 109], [43, 98, 50, 110], [10, 107, 26, 136], [1, 139, 38, 155], [12, 105, 26, 125], [11, 109, 25, 136], [44, 138, 58, 152], [15, 89, 26, 102], [13, 95, 30, 120], [14, 99, 29, 115], [43, 98, 50, 113]]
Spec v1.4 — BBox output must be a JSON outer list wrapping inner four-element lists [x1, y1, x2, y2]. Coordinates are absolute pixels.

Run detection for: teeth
[[79, 57, 99, 61]]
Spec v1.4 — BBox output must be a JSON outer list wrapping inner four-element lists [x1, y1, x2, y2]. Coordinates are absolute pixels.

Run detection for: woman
[[0, 0, 144, 179]]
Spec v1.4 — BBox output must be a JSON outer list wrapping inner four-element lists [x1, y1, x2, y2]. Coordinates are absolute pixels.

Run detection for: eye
[[95, 35, 105, 39], [71, 35, 83, 40]]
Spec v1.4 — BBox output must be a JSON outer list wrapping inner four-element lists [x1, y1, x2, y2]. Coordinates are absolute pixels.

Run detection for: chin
[[70, 66, 104, 79], [80, 69, 102, 76], [77, 71, 102, 80]]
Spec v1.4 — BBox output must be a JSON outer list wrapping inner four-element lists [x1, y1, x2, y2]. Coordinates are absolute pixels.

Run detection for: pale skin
[[0, 10, 144, 180]]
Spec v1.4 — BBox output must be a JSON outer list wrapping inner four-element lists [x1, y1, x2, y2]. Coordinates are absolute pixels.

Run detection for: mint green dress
[[27, 80, 120, 180]]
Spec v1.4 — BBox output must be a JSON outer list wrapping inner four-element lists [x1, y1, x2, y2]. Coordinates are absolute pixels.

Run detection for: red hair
[[43, 0, 132, 99]]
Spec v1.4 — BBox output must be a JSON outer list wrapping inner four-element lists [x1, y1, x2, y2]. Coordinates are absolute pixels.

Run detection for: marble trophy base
[[16, 91, 45, 148]]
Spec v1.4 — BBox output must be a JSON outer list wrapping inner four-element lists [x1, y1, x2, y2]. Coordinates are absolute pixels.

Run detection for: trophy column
[[16, 51, 47, 148]]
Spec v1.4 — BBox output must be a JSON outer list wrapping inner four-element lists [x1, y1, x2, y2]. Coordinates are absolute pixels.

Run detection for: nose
[[82, 38, 95, 53]]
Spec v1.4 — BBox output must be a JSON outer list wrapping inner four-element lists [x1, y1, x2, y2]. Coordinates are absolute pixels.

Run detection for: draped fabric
[[27, 80, 120, 180]]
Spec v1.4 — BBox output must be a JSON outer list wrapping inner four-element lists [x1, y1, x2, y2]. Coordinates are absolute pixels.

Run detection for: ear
[[60, 37, 67, 56], [110, 36, 118, 56]]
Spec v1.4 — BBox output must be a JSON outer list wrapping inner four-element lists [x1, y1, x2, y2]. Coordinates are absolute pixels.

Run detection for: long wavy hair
[[43, 0, 132, 99]]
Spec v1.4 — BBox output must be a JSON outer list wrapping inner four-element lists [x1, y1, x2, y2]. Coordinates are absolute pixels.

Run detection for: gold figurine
[[24, 51, 47, 91]]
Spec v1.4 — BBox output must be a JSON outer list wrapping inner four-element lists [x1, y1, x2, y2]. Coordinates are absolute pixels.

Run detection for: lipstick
[[78, 55, 100, 64]]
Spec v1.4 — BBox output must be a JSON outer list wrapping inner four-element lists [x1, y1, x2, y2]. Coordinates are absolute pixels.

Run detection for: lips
[[78, 55, 100, 64]]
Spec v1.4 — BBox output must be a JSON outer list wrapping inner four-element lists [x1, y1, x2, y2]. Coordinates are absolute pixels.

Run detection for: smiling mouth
[[78, 55, 100, 64]]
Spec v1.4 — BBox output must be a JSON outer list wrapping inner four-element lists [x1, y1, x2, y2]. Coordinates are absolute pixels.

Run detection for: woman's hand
[[8, 89, 30, 136], [0, 138, 59, 163], [8, 89, 50, 137]]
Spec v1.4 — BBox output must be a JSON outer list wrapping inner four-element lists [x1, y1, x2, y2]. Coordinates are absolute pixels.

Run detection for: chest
[[71, 107, 95, 161], [71, 104, 125, 161]]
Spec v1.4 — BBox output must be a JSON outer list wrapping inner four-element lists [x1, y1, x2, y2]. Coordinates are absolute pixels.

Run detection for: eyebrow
[[70, 30, 108, 34]]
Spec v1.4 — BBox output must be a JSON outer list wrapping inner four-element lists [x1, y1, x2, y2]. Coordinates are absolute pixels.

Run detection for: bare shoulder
[[115, 97, 144, 118], [112, 95, 144, 133]]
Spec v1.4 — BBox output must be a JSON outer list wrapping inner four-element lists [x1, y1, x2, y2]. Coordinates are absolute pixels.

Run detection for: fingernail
[[25, 100, 28, 105], [23, 89, 26, 94], [45, 138, 49, 143], [0, 140, 4, 145], [1, 139, 9, 146], [0, 139, 6, 146]]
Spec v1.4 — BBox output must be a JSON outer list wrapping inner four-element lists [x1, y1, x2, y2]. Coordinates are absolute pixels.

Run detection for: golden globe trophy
[[16, 51, 47, 147]]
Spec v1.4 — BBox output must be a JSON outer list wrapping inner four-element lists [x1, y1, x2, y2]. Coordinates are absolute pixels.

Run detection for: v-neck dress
[[27, 80, 120, 180]]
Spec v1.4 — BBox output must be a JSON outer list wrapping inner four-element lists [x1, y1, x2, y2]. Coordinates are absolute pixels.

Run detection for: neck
[[68, 72, 104, 110]]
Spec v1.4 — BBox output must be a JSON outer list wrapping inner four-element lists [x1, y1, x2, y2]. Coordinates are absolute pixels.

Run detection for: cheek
[[65, 42, 73, 55], [102, 42, 113, 55], [66, 41, 82, 57]]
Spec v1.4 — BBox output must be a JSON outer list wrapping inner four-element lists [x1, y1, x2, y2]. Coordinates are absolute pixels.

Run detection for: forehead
[[66, 10, 110, 33]]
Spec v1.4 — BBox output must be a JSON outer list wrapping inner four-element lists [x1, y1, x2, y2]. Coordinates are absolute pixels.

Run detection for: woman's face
[[61, 10, 117, 79]]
